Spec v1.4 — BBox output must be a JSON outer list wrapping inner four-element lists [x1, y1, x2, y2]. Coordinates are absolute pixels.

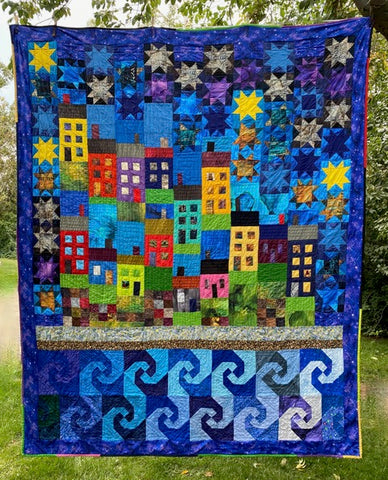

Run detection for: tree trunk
[[354, 0, 388, 39]]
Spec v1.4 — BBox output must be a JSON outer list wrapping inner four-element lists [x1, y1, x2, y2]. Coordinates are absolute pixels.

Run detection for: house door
[[212, 283, 218, 298], [133, 281, 140, 296], [149, 251, 156, 266]]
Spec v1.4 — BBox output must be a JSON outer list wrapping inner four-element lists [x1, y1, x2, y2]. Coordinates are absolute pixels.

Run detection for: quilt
[[11, 17, 371, 456]]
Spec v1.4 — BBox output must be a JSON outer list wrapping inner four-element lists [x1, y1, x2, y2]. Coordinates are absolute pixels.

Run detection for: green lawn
[[0, 258, 17, 296], [0, 338, 387, 480]]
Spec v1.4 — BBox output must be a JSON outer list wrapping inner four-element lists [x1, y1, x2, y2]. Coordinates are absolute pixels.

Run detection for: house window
[[219, 278, 225, 289], [161, 174, 169, 188], [93, 265, 101, 276], [177, 266, 185, 276]]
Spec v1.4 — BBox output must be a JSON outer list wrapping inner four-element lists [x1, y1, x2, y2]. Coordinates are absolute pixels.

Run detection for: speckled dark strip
[[37, 338, 342, 351]]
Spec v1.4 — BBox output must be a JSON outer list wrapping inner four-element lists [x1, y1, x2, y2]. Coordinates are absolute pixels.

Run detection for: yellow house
[[117, 264, 145, 297], [59, 117, 88, 162], [229, 226, 259, 272], [202, 166, 231, 215]]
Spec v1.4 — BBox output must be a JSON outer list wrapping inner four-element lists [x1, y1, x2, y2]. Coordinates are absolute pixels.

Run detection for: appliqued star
[[327, 69, 352, 97], [265, 43, 293, 71], [235, 60, 260, 89], [33, 138, 58, 164], [322, 161, 350, 190], [292, 179, 318, 207], [320, 192, 349, 221], [234, 124, 258, 149], [294, 118, 321, 147], [233, 91, 263, 121], [322, 129, 350, 156], [204, 78, 231, 105], [33, 106, 57, 137], [34, 171, 55, 191], [261, 161, 290, 193], [326, 37, 353, 66], [293, 149, 320, 175], [145, 45, 173, 71], [325, 100, 351, 127], [177, 62, 202, 89], [34, 197, 59, 221], [203, 108, 229, 135], [29, 42, 56, 73], [34, 232, 58, 253], [87, 75, 114, 104], [204, 45, 233, 74], [86, 46, 113, 73], [34, 257, 58, 283], [317, 277, 343, 312], [117, 94, 143, 119], [320, 223, 346, 249], [174, 92, 201, 116], [232, 155, 259, 181], [296, 57, 323, 87], [265, 75, 293, 99], [57, 60, 84, 85]]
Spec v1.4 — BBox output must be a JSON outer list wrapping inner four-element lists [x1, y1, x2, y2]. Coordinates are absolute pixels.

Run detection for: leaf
[[296, 458, 306, 470], [280, 458, 287, 467], [204, 472, 213, 477], [371, 356, 378, 360], [181, 470, 189, 476], [333, 474, 341, 480]]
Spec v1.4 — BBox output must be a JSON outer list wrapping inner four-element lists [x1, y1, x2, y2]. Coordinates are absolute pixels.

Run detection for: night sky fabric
[[12, 17, 371, 456]]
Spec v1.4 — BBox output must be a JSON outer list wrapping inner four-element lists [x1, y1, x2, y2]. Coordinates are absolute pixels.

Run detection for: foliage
[[362, 32, 388, 336], [0, 0, 373, 27], [0, 337, 387, 478], [0, 61, 12, 89], [0, 98, 16, 258]]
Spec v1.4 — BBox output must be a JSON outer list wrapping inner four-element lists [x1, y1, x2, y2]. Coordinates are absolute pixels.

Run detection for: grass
[[0, 338, 387, 480], [0, 258, 17, 296]]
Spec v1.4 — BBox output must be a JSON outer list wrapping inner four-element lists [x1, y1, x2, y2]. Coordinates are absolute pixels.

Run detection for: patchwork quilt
[[11, 17, 371, 456]]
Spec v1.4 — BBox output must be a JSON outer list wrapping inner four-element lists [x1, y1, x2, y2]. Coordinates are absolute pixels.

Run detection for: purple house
[[117, 157, 145, 202]]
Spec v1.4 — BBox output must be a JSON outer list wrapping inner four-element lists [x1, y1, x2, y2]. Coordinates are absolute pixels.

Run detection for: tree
[[2, 0, 388, 39], [0, 95, 16, 258], [362, 32, 388, 335]]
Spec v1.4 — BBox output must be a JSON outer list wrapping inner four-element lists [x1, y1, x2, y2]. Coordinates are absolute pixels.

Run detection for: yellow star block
[[33, 138, 58, 164], [29, 43, 56, 73], [322, 161, 350, 190], [234, 91, 262, 121]]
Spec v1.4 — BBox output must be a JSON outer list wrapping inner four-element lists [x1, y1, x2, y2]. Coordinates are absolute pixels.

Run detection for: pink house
[[200, 273, 229, 299]]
